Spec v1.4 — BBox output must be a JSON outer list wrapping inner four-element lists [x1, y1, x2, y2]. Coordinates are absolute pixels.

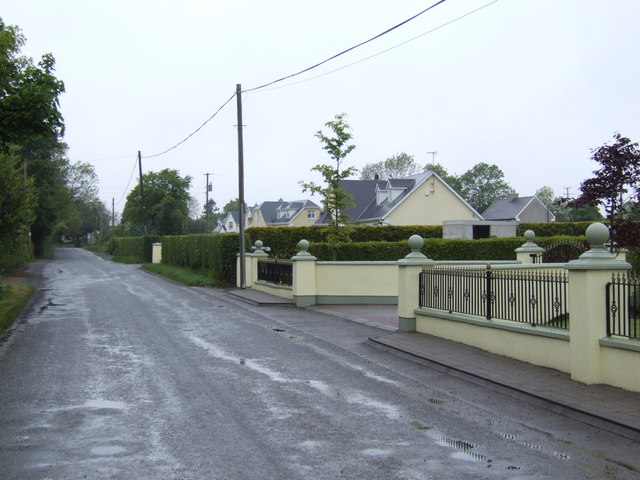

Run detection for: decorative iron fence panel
[[419, 266, 568, 329], [606, 273, 640, 339], [257, 260, 293, 286], [542, 240, 588, 263]]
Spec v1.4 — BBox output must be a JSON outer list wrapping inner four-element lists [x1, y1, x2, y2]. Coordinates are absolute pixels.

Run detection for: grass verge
[[0, 284, 35, 335], [112, 255, 144, 264], [142, 263, 227, 287]]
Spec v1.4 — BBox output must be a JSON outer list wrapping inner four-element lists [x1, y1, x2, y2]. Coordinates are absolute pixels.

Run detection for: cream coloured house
[[316, 171, 482, 226], [249, 200, 322, 227]]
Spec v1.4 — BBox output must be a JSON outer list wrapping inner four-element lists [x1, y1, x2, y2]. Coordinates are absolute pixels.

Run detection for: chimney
[[507, 190, 519, 201]]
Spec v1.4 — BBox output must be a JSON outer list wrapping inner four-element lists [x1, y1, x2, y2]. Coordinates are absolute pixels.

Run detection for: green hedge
[[161, 234, 245, 284], [109, 235, 161, 263], [301, 235, 589, 262], [246, 225, 443, 258], [518, 222, 596, 237]]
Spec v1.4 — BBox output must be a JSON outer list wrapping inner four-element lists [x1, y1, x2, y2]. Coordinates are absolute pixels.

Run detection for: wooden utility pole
[[236, 84, 246, 288], [138, 150, 147, 235], [205, 173, 213, 231]]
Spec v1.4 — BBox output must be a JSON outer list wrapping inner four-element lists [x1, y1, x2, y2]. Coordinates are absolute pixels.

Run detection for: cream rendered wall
[[250, 210, 266, 227], [599, 346, 640, 393], [415, 314, 571, 372], [386, 176, 479, 225], [291, 208, 322, 227], [315, 262, 398, 297]]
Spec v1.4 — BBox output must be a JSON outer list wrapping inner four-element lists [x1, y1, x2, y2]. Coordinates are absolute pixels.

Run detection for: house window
[[228, 221, 234, 230], [307, 210, 316, 219]]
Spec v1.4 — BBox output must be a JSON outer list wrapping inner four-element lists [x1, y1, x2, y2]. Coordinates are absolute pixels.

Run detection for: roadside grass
[[112, 255, 144, 264], [142, 263, 227, 287], [84, 242, 110, 254], [0, 284, 35, 335]]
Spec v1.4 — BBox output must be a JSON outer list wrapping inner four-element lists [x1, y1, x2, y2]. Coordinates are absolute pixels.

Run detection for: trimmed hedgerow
[[518, 222, 595, 237], [161, 234, 248, 284], [246, 225, 443, 259], [109, 235, 161, 263], [300, 235, 590, 262]]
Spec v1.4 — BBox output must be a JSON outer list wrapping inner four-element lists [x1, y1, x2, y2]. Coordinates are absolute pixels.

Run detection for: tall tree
[[568, 133, 640, 247], [121, 169, 191, 235], [0, 19, 65, 150], [62, 161, 108, 243], [456, 163, 511, 213], [0, 18, 67, 257], [360, 153, 420, 180], [300, 113, 357, 233], [221, 198, 240, 215]]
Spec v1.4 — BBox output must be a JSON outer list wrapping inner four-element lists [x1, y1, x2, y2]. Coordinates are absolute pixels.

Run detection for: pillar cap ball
[[298, 239, 310, 252], [585, 222, 609, 247], [408, 234, 424, 252], [254, 240, 263, 249], [523, 230, 535, 243]]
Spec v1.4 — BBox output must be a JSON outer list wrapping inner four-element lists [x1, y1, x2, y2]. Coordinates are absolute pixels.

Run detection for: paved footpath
[[229, 289, 640, 441]]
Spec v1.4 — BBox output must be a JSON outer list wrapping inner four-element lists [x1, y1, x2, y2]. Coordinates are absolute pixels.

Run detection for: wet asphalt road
[[0, 248, 639, 479]]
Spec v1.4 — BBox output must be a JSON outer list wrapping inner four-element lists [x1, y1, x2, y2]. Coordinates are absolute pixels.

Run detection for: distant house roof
[[482, 194, 555, 222], [256, 199, 320, 225], [317, 170, 481, 224]]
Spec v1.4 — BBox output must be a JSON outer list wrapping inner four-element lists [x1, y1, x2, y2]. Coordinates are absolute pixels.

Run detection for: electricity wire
[[259, 0, 500, 92], [243, 0, 448, 93], [142, 92, 236, 159], [114, 156, 139, 206], [136, 0, 450, 160]]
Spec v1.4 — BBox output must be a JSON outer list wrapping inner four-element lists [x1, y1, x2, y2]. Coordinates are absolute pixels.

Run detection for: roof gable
[[482, 196, 554, 221]]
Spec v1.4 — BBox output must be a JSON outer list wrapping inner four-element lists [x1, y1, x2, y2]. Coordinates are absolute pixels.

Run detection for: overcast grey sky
[[4, 0, 639, 216]]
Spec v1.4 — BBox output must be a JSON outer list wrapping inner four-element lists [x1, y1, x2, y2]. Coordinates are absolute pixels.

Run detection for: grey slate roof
[[256, 199, 320, 225], [481, 196, 543, 221]]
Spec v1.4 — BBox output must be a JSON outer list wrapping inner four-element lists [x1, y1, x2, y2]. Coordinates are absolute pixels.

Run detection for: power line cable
[[114, 155, 139, 206], [142, 91, 236, 159], [259, 0, 500, 92], [136, 0, 450, 160], [243, 0, 448, 93]]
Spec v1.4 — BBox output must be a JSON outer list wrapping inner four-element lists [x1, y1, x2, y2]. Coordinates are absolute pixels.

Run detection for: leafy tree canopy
[[568, 133, 640, 247], [222, 198, 240, 215], [0, 19, 65, 150], [122, 169, 192, 235], [455, 162, 511, 213], [360, 153, 420, 180]]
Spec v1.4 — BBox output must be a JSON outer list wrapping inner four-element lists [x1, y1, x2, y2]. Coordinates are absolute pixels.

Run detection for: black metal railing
[[257, 259, 293, 286], [419, 266, 568, 329], [606, 272, 640, 339]]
